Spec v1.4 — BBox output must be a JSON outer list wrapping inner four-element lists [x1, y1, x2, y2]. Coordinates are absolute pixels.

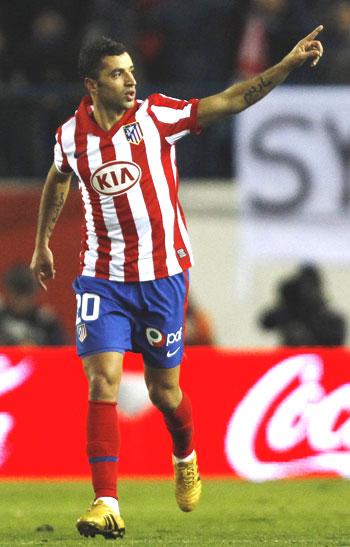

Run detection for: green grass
[[0, 479, 350, 546]]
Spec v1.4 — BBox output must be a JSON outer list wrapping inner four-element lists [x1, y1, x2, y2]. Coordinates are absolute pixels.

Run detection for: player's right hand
[[30, 247, 56, 291], [283, 25, 324, 70]]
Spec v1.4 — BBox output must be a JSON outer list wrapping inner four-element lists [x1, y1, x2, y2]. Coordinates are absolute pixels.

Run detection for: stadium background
[[0, 0, 350, 532], [2, 0, 350, 348], [2, 2, 350, 544]]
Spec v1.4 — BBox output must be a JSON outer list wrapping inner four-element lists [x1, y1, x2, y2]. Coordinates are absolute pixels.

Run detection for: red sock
[[87, 401, 119, 499], [162, 392, 194, 459]]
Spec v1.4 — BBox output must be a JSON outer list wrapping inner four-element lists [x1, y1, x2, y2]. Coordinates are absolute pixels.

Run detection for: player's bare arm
[[31, 163, 72, 290], [197, 25, 324, 127]]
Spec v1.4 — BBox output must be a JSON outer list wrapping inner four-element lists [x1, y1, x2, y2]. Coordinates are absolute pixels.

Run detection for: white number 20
[[76, 293, 100, 324]]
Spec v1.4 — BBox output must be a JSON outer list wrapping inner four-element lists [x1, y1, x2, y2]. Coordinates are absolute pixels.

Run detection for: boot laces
[[178, 462, 196, 488]]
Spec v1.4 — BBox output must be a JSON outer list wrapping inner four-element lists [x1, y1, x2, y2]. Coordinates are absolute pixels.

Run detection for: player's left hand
[[30, 247, 56, 291], [284, 25, 324, 70]]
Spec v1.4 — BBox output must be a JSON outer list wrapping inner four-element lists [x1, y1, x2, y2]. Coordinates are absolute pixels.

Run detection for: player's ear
[[85, 77, 97, 94]]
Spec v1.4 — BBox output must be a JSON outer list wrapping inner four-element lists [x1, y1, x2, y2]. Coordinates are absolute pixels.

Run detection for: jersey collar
[[76, 95, 138, 138]]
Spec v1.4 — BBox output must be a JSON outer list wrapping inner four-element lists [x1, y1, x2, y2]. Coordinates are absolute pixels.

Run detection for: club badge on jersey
[[123, 122, 143, 145]]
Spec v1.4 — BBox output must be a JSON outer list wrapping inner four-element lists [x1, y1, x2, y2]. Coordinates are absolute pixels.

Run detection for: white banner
[[236, 86, 350, 266]]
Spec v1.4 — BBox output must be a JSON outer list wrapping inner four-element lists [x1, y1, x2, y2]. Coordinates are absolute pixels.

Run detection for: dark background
[[0, 0, 347, 179]]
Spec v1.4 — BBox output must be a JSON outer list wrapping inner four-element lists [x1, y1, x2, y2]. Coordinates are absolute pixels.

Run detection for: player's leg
[[77, 351, 125, 539], [144, 364, 193, 457], [73, 275, 133, 539], [133, 271, 201, 511], [84, 351, 123, 502], [139, 268, 200, 511], [144, 363, 201, 512]]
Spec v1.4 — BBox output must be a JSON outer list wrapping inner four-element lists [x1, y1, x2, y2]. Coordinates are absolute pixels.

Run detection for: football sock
[[173, 450, 195, 463], [87, 400, 119, 499], [96, 496, 120, 514], [162, 391, 194, 459]]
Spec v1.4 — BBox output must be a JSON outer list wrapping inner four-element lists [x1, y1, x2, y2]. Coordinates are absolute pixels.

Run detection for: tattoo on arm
[[47, 191, 65, 238], [244, 77, 273, 106]]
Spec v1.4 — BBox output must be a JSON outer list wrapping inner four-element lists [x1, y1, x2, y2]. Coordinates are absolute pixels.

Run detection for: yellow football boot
[[76, 499, 125, 539], [173, 450, 202, 512]]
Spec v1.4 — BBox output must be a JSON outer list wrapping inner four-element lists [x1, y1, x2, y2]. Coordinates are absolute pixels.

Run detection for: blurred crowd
[[0, 0, 349, 178], [0, 264, 68, 346], [1, 0, 350, 88]]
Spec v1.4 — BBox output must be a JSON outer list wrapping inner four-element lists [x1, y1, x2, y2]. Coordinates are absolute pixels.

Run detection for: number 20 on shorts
[[76, 293, 101, 324]]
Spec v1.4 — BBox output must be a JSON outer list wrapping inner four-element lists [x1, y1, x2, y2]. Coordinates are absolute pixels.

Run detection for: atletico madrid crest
[[77, 323, 87, 343], [123, 122, 143, 145]]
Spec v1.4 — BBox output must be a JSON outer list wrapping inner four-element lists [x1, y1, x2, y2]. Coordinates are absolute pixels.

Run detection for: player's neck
[[93, 103, 126, 132]]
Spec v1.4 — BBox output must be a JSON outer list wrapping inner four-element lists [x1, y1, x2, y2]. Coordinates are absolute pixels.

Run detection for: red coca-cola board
[[0, 347, 349, 479]]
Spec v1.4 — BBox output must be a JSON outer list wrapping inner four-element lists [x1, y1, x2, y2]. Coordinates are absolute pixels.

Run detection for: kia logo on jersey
[[90, 160, 141, 196]]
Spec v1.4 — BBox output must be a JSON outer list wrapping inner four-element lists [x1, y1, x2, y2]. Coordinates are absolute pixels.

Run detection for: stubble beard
[[105, 95, 133, 115]]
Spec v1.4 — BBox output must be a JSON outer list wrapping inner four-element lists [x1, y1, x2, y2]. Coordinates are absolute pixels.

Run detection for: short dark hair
[[78, 36, 128, 80]]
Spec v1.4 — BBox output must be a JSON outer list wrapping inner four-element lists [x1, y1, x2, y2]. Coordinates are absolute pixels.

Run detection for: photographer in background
[[258, 264, 346, 347], [0, 264, 68, 346]]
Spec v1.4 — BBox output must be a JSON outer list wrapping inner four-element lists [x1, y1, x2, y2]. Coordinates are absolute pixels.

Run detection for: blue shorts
[[72, 271, 189, 368]]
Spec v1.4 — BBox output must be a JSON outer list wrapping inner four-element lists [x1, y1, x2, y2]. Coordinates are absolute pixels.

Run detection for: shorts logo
[[77, 323, 87, 343], [145, 326, 183, 349], [145, 328, 165, 347], [167, 346, 181, 358], [90, 161, 141, 196], [166, 327, 183, 346]]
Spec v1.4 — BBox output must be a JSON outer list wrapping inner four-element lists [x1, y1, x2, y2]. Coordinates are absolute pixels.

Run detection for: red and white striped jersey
[[54, 93, 201, 282]]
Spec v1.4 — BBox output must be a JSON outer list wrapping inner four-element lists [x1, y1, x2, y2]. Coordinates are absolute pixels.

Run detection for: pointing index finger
[[305, 25, 324, 41]]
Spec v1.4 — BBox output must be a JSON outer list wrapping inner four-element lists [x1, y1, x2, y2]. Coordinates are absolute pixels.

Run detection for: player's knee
[[148, 382, 181, 411], [87, 371, 120, 400]]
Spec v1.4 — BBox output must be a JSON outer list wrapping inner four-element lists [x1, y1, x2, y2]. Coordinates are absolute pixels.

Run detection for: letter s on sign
[[250, 115, 313, 215]]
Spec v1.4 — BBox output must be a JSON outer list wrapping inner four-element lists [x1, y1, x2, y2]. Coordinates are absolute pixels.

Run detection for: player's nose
[[125, 71, 136, 85]]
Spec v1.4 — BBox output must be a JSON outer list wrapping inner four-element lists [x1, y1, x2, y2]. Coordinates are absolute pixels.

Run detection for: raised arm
[[197, 25, 324, 127], [30, 163, 72, 290]]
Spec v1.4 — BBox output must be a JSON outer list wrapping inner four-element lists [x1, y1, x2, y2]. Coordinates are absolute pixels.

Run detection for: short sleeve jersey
[[54, 94, 201, 282]]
